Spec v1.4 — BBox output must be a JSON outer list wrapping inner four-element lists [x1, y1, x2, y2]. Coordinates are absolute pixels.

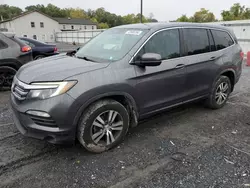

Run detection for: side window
[[183, 28, 210, 55], [211, 30, 234, 50], [208, 30, 216, 52], [0, 39, 8, 49], [136, 29, 180, 61]]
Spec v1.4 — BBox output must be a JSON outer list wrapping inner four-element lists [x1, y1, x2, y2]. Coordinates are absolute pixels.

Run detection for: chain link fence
[[55, 29, 105, 44]]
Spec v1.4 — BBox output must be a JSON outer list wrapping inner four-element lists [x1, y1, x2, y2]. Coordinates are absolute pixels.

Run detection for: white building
[[0, 11, 60, 42], [0, 10, 97, 42], [54, 17, 97, 31]]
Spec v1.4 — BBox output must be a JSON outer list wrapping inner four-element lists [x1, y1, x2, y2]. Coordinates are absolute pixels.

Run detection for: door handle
[[175, 64, 185, 69], [210, 56, 217, 60]]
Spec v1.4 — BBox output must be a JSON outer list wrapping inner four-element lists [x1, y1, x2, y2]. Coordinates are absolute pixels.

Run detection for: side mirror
[[66, 50, 77, 56], [135, 53, 162, 66]]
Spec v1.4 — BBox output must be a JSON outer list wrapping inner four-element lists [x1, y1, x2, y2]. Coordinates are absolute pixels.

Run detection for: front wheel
[[205, 76, 232, 109], [77, 99, 129, 153], [0, 66, 17, 90]]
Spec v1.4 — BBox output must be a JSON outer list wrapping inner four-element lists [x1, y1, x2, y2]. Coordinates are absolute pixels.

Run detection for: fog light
[[26, 110, 51, 118]]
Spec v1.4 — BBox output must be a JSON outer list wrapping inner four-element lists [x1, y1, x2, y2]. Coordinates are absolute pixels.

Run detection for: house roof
[[0, 10, 58, 24], [54, 17, 97, 25]]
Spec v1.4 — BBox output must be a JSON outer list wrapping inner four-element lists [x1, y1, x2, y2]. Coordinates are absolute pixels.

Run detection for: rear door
[[133, 28, 187, 115], [181, 28, 218, 100]]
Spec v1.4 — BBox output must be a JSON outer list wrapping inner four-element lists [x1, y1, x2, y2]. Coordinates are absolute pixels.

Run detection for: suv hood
[[16, 55, 109, 83]]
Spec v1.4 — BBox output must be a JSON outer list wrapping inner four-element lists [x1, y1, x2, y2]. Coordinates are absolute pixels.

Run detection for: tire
[[77, 99, 130, 153], [0, 66, 17, 90], [34, 55, 45, 60], [205, 75, 232, 109]]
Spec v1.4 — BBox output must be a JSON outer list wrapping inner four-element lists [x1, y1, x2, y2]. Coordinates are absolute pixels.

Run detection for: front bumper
[[10, 93, 77, 144]]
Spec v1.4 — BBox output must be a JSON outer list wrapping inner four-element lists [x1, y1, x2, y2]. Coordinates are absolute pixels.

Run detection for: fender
[[0, 58, 23, 70], [213, 67, 236, 90], [72, 91, 139, 130]]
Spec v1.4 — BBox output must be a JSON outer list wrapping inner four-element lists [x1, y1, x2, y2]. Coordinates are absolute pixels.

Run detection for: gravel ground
[[1, 63, 250, 188]]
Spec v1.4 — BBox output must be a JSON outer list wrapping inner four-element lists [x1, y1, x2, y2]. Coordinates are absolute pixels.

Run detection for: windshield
[[75, 28, 148, 62]]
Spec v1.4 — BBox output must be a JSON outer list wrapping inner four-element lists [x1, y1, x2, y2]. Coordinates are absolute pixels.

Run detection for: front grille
[[29, 115, 58, 128], [12, 78, 29, 101]]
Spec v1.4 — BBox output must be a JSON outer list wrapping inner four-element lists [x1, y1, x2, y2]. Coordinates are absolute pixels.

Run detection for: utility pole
[[140, 0, 143, 23]]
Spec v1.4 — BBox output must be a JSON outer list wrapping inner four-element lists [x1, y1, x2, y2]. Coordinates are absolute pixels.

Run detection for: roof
[[54, 17, 97, 25], [0, 10, 58, 24], [114, 22, 232, 31]]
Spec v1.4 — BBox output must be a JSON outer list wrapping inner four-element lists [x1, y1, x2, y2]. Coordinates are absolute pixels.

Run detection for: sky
[[1, 0, 250, 21]]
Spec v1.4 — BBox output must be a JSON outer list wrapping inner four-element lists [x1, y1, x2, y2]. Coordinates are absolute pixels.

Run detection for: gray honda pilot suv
[[11, 23, 243, 153]]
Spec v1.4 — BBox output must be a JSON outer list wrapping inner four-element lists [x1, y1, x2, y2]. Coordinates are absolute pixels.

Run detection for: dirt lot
[[1, 63, 250, 188]]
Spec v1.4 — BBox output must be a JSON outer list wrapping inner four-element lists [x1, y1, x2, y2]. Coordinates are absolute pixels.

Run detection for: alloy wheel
[[215, 82, 229, 105], [0, 67, 16, 88], [90, 110, 124, 146]]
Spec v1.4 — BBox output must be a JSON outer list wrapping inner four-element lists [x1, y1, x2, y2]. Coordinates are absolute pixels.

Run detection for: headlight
[[26, 81, 77, 100]]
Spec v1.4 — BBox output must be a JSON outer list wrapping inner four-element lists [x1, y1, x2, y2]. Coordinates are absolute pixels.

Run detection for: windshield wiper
[[76, 56, 96, 62]]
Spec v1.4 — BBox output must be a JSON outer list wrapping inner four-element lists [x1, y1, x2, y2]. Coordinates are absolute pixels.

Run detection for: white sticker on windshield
[[125, 30, 143, 35]]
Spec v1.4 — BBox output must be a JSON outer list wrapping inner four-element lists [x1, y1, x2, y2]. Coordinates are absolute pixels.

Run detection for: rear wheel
[[34, 55, 45, 60], [77, 99, 129, 153], [205, 76, 232, 109], [0, 66, 17, 90]]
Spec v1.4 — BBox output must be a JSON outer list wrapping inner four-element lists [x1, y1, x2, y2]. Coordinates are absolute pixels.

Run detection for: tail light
[[240, 51, 244, 59], [21, 46, 31, 52], [54, 47, 58, 52]]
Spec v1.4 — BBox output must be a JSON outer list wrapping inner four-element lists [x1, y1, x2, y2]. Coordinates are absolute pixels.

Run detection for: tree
[[25, 4, 68, 18], [192, 8, 216, 22], [147, 13, 158, 22], [98, 23, 109, 29], [176, 15, 191, 22], [69, 8, 87, 18], [0, 4, 23, 20], [221, 3, 250, 21]]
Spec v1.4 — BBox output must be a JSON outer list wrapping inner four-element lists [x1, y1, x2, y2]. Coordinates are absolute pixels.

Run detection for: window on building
[[80, 26, 82, 30], [40, 22, 44, 28], [33, 35, 37, 40], [84, 26, 87, 30], [71, 25, 74, 30], [211, 30, 234, 50], [31, 22, 35, 28], [42, 34, 46, 40], [23, 35, 27, 37], [92, 26, 94, 30], [50, 35, 54, 39], [136, 29, 180, 61], [63, 25, 66, 29], [183, 28, 210, 55]]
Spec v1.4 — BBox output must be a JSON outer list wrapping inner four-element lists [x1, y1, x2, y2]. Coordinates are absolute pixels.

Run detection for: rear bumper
[[44, 52, 60, 57], [10, 93, 77, 144]]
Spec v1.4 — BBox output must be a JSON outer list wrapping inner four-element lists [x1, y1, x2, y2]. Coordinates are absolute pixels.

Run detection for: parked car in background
[[11, 23, 243, 153], [0, 32, 32, 89], [19, 37, 59, 60]]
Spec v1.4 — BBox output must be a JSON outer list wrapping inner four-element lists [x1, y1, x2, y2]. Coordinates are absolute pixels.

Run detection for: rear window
[[183, 28, 210, 55], [211, 30, 234, 50], [8, 36, 27, 47]]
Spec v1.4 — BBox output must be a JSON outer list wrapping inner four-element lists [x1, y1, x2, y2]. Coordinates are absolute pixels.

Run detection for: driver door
[[133, 29, 187, 115]]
